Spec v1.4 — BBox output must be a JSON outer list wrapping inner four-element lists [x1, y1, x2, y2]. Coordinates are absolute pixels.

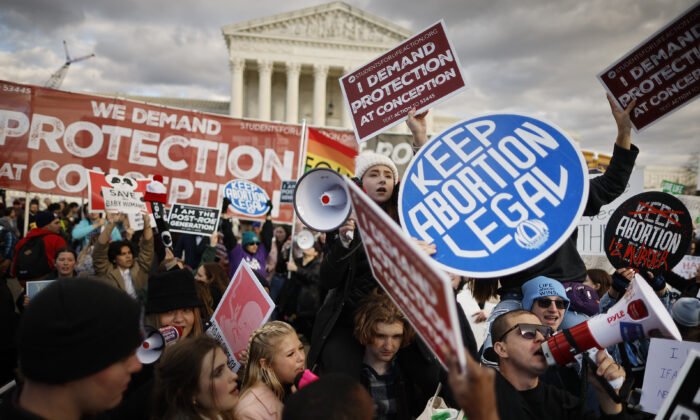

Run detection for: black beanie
[[17, 278, 142, 384], [35, 210, 57, 228], [145, 269, 204, 314]]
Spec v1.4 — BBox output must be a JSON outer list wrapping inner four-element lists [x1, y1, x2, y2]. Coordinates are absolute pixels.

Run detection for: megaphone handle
[[582, 352, 622, 404], [345, 230, 353, 241]]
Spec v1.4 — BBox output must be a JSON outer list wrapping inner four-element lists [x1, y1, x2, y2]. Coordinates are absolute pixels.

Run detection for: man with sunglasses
[[491, 310, 631, 420]]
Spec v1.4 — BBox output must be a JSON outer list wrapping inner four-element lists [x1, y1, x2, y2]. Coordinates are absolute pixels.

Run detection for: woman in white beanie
[[307, 109, 436, 377]]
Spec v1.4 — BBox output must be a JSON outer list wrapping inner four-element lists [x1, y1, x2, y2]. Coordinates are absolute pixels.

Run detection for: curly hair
[[107, 240, 137, 265], [240, 321, 298, 401], [353, 290, 414, 347]]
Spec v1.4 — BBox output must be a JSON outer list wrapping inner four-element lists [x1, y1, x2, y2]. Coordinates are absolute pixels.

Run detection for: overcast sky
[[1, 0, 698, 169]]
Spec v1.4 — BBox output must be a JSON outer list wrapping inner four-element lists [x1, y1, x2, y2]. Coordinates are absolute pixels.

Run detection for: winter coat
[[92, 232, 154, 294], [234, 384, 283, 420], [11, 228, 66, 277]]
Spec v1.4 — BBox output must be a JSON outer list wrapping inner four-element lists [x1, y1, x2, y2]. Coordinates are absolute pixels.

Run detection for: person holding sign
[[308, 111, 435, 375], [235, 321, 306, 420], [92, 212, 153, 298]]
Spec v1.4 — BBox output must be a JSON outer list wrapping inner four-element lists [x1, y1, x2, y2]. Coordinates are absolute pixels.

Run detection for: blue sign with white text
[[223, 180, 270, 217], [399, 114, 588, 277]]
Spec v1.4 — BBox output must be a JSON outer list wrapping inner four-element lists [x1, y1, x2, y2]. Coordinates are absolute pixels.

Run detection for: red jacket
[[12, 228, 67, 277]]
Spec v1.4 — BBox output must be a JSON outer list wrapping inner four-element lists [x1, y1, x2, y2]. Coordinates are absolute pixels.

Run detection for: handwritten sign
[[656, 350, 700, 420], [168, 203, 220, 236], [598, 3, 700, 131], [346, 178, 466, 371], [640, 338, 700, 414], [577, 170, 644, 256], [673, 254, 700, 280], [206, 260, 274, 372], [340, 20, 467, 143]]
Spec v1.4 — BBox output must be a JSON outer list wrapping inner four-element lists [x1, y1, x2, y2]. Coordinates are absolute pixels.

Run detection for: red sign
[[598, 3, 700, 130], [209, 261, 274, 371], [345, 179, 466, 371], [340, 20, 467, 143], [87, 170, 152, 212], [0, 80, 358, 223]]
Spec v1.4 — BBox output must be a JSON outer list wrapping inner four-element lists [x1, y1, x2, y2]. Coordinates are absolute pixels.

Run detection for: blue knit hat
[[521, 276, 570, 313], [242, 231, 260, 247]]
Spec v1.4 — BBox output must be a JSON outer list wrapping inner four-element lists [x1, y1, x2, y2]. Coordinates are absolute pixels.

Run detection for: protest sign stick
[[287, 119, 308, 279], [22, 191, 29, 236]]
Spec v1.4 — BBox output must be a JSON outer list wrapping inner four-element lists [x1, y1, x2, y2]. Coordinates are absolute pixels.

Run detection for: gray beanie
[[672, 297, 700, 327]]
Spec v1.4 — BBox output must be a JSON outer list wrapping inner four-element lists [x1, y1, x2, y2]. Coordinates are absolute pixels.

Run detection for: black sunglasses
[[535, 298, 568, 310], [496, 323, 553, 343]]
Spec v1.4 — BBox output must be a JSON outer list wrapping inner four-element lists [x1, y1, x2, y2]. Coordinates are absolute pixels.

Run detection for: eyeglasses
[[496, 323, 553, 343], [535, 298, 568, 310]]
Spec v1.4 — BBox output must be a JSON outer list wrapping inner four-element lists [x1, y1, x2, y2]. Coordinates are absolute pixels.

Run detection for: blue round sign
[[223, 180, 270, 217], [399, 114, 588, 278]]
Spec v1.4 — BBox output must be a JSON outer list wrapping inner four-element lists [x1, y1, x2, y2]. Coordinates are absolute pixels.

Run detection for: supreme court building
[[221, 2, 438, 134]]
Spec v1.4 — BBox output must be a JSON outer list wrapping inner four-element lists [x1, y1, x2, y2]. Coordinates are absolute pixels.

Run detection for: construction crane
[[44, 40, 95, 89]]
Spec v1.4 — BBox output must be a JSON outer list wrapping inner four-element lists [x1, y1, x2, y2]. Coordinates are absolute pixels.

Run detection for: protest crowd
[[1, 7, 700, 417]]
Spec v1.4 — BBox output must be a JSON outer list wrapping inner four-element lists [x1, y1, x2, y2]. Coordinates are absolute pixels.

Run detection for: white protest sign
[[655, 350, 700, 420], [206, 260, 274, 372], [640, 337, 700, 414], [346, 178, 466, 371], [126, 212, 156, 232], [102, 187, 148, 214], [672, 255, 700, 280], [577, 169, 644, 256]]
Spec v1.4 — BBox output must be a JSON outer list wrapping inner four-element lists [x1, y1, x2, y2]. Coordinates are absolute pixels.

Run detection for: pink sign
[[340, 20, 467, 143], [345, 179, 466, 371], [598, 3, 700, 131], [209, 260, 274, 371]]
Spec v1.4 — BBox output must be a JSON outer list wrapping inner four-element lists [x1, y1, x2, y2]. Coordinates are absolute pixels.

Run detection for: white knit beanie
[[354, 151, 399, 182]]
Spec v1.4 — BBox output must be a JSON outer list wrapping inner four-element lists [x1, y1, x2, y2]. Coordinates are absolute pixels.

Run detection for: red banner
[[0, 80, 356, 223]]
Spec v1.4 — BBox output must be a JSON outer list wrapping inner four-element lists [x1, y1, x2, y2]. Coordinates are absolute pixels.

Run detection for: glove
[[266, 199, 273, 216], [611, 272, 630, 295], [221, 197, 231, 214], [639, 271, 666, 292]]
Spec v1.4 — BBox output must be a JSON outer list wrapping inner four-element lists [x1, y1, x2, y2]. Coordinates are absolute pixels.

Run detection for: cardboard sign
[[101, 187, 148, 214], [346, 179, 466, 371], [88, 171, 151, 213], [577, 169, 644, 256], [26, 280, 55, 299], [672, 255, 700, 280], [640, 339, 700, 415], [280, 180, 296, 204], [604, 191, 693, 272], [399, 114, 588, 278], [340, 20, 467, 143], [206, 260, 274, 372], [656, 349, 700, 420], [223, 179, 270, 218], [168, 203, 220, 236], [598, 3, 700, 131]]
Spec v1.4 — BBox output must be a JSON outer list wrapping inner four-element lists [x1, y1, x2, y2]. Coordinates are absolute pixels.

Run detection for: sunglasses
[[496, 323, 553, 343], [535, 298, 568, 310]]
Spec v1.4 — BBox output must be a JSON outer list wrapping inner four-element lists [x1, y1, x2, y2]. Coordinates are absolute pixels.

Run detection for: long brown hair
[[151, 307, 204, 338], [152, 336, 235, 420], [202, 262, 229, 293]]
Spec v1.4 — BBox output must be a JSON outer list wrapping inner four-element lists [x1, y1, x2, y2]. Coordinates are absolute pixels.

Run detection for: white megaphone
[[542, 274, 681, 366], [295, 229, 316, 250], [137, 325, 182, 364], [293, 168, 352, 238]]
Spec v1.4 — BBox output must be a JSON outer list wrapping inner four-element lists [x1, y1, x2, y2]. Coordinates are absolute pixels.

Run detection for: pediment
[[222, 2, 412, 46]]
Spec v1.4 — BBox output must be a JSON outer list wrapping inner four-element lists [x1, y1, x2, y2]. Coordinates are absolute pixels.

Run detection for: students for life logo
[[399, 113, 588, 278]]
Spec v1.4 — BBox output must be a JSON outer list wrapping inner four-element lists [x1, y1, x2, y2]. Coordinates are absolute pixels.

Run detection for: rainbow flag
[[305, 128, 358, 177]]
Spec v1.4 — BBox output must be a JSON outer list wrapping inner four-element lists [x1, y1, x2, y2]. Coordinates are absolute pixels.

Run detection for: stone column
[[313, 64, 328, 126], [229, 57, 245, 117], [341, 65, 353, 129], [258, 59, 273, 121], [285, 62, 301, 124]]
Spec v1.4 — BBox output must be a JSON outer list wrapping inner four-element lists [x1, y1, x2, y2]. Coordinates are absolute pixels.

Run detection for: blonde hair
[[240, 321, 297, 400]]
